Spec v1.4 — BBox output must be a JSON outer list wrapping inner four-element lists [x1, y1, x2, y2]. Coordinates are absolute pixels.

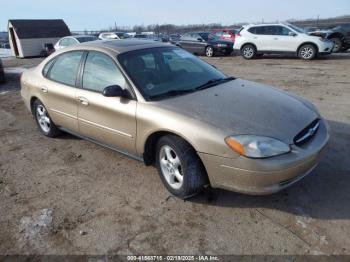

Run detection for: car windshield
[[76, 36, 98, 43], [118, 47, 231, 100], [287, 24, 305, 33]]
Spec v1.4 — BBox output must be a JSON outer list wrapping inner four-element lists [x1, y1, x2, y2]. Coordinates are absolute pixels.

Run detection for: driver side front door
[[76, 51, 137, 155]]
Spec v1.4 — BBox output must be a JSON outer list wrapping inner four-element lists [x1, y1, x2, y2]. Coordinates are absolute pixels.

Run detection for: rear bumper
[[214, 46, 233, 55], [199, 119, 330, 195]]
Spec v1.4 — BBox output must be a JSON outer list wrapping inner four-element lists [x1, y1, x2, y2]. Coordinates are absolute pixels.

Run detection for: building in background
[[8, 19, 70, 58]]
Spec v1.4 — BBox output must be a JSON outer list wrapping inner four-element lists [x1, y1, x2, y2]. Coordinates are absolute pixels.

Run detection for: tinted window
[[47, 51, 83, 86], [278, 26, 292, 36], [82, 51, 126, 92]]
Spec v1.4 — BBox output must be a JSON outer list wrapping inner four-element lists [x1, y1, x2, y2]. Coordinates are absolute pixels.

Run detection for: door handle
[[40, 86, 48, 93], [77, 97, 89, 106]]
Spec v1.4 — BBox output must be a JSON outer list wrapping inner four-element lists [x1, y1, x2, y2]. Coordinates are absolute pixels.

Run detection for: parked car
[[169, 34, 181, 44], [176, 32, 233, 57], [21, 40, 329, 198], [134, 34, 169, 42], [54, 35, 98, 50], [211, 29, 238, 43], [307, 24, 350, 53], [99, 32, 131, 40], [234, 23, 334, 60], [0, 58, 5, 84], [98, 32, 120, 40]]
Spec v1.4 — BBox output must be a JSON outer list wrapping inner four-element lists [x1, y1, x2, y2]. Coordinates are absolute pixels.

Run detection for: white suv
[[234, 23, 334, 60]]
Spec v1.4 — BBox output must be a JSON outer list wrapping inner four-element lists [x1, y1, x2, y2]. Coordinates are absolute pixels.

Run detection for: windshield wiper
[[148, 89, 195, 100], [194, 77, 235, 91]]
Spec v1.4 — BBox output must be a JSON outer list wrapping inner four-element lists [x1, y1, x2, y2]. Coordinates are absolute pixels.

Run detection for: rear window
[[76, 36, 98, 43]]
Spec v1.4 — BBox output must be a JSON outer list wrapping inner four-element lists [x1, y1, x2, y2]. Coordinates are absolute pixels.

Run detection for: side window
[[47, 51, 84, 86], [66, 38, 77, 46], [42, 59, 55, 76], [279, 26, 292, 36], [59, 38, 69, 47], [248, 27, 257, 34], [82, 51, 126, 93]]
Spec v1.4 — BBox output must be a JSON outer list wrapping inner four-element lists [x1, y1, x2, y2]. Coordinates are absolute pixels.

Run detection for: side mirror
[[289, 32, 297, 37], [197, 38, 203, 42], [103, 85, 131, 99]]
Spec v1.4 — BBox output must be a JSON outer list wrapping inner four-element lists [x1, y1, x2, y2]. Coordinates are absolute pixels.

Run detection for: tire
[[155, 135, 208, 199], [298, 44, 317, 60], [241, 44, 256, 59], [330, 37, 342, 53], [205, 46, 214, 57], [33, 99, 61, 137]]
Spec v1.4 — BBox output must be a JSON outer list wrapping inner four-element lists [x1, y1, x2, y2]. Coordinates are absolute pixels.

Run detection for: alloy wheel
[[36, 105, 51, 133], [159, 145, 183, 190], [206, 47, 214, 57], [243, 46, 254, 58], [300, 46, 314, 59]]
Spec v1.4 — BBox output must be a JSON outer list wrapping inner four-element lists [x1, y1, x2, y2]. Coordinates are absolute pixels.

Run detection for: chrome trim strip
[[79, 118, 133, 138], [59, 127, 144, 162], [50, 108, 78, 120]]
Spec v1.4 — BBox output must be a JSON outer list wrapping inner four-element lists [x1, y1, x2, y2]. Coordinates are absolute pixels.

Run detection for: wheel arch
[[297, 42, 319, 55], [241, 42, 257, 51], [143, 130, 199, 166], [30, 96, 39, 115]]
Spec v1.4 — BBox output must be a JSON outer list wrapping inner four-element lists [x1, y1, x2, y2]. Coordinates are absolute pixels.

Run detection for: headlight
[[225, 135, 291, 158], [216, 44, 227, 47]]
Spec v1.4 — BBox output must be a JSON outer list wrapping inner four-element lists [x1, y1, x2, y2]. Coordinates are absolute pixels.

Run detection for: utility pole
[[316, 15, 319, 28], [115, 22, 117, 32]]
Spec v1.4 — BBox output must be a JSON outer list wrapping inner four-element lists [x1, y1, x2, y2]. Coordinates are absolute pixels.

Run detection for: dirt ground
[[0, 53, 350, 256]]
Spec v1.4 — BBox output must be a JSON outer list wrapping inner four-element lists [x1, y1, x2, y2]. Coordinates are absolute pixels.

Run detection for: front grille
[[293, 118, 320, 146]]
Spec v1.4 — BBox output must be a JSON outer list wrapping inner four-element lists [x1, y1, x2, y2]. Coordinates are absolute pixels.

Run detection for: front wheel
[[241, 44, 256, 59], [155, 135, 208, 199], [298, 44, 317, 60], [205, 46, 214, 57]]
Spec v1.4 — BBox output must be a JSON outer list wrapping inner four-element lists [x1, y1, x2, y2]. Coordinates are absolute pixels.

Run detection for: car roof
[[244, 23, 287, 28], [69, 39, 170, 54]]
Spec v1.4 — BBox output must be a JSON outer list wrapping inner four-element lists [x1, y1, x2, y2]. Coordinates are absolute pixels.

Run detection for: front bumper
[[318, 41, 335, 54], [199, 119, 329, 195]]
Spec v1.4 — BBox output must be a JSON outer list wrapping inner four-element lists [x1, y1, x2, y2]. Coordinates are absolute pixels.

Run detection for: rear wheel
[[298, 44, 317, 60], [330, 37, 342, 53], [33, 99, 61, 137], [205, 46, 214, 57], [241, 44, 256, 59], [155, 135, 208, 199]]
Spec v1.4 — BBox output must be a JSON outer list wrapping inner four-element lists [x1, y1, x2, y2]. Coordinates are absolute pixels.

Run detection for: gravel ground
[[0, 53, 349, 255]]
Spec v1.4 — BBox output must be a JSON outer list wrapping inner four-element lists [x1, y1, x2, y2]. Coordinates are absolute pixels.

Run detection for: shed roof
[[8, 19, 70, 39]]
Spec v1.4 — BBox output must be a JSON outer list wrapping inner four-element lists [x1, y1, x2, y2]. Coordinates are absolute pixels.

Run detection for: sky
[[1, 0, 349, 31]]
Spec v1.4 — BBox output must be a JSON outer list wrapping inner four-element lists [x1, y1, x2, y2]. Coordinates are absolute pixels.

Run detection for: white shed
[[8, 19, 70, 58]]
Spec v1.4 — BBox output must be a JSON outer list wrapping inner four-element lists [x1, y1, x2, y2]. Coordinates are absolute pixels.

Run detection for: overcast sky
[[1, 0, 349, 31]]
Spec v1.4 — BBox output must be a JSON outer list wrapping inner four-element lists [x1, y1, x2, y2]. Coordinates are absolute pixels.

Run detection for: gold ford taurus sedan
[[21, 39, 329, 198]]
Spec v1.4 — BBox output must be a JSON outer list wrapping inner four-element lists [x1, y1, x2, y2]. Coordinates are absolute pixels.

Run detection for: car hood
[[156, 79, 319, 145]]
